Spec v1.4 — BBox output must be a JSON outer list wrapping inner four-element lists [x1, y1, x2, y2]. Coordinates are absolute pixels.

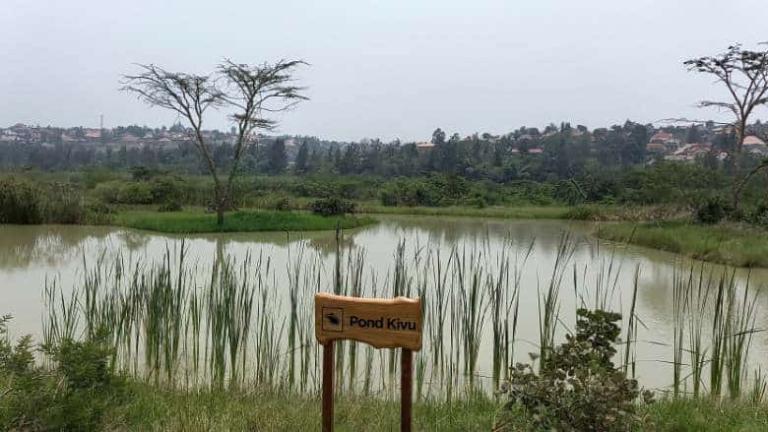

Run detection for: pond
[[1, 215, 767, 397]]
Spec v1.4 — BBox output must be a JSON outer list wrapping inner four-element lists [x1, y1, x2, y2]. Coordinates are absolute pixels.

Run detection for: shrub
[[149, 176, 183, 204], [497, 309, 653, 432], [310, 197, 356, 216], [42, 183, 86, 224], [694, 196, 730, 224], [751, 203, 768, 227], [85, 201, 116, 224], [0, 177, 43, 224], [94, 181, 123, 204], [117, 182, 154, 205], [0, 317, 127, 431]]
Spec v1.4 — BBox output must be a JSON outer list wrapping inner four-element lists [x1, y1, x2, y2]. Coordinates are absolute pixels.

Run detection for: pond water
[[1, 216, 767, 396]]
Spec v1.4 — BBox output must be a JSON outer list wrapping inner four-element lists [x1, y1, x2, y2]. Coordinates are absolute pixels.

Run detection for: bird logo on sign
[[322, 307, 343, 332]]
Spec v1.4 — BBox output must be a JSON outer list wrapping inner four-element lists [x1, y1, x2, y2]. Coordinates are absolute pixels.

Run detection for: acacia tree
[[685, 44, 768, 208], [123, 59, 307, 225]]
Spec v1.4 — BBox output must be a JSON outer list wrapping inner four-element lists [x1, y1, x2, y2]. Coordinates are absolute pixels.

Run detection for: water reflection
[[0, 225, 112, 270]]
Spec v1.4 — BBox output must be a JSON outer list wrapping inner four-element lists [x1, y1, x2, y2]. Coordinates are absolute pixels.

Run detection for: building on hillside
[[415, 141, 435, 153], [743, 135, 768, 156], [665, 142, 711, 162], [648, 131, 681, 154], [84, 128, 101, 139], [646, 142, 667, 155]]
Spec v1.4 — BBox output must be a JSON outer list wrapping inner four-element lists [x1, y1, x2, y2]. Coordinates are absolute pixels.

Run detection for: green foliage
[[310, 197, 356, 216], [0, 318, 127, 431], [0, 177, 43, 224], [114, 210, 374, 233], [157, 200, 183, 212], [597, 222, 768, 268], [42, 183, 86, 224], [129, 165, 153, 181], [694, 196, 731, 224], [94, 177, 184, 206], [117, 182, 154, 205], [0, 178, 88, 224], [499, 309, 652, 432], [750, 202, 768, 227]]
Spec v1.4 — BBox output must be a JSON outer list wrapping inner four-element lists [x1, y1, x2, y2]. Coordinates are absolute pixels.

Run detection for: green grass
[[112, 209, 376, 234], [646, 398, 768, 431], [596, 221, 768, 268], [112, 384, 499, 431], [99, 383, 768, 431], [357, 202, 571, 219]]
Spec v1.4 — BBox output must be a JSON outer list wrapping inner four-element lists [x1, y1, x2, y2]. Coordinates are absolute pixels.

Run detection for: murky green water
[[1, 215, 767, 394]]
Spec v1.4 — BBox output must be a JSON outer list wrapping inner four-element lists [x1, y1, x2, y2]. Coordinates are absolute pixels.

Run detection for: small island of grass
[[596, 221, 768, 268], [113, 210, 376, 234]]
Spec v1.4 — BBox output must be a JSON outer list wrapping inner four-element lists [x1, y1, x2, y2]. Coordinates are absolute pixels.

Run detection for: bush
[[95, 181, 158, 205], [694, 196, 730, 224], [497, 309, 653, 431], [117, 182, 154, 205], [310, 197, 356, 216], [0, 177, 43, 224], [85, 201, 116, 224], [149, 176, 183, 204], [93, 181, 123, 204], [0, 317, 127, 431], [750, 203, 768, 227], [42, 183, 86, 224]]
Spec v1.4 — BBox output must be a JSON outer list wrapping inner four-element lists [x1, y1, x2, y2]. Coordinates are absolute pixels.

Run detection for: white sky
[[2, 0, 767, 141]]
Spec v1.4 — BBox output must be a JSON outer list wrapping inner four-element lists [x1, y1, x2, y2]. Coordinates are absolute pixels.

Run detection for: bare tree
[[685, 44, 768, 208], [123, 59, 307, 225]]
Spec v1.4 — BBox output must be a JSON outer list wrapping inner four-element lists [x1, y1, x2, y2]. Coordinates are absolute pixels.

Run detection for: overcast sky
[[2, 0, 767, 141]]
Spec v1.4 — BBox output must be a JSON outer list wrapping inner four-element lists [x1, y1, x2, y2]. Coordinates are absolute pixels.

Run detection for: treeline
[[2, 120, 760, 183]]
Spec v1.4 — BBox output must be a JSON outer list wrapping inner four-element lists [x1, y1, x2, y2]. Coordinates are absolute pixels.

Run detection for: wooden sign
[[315, 293, 423, 350], [315, 292, 422, 432]]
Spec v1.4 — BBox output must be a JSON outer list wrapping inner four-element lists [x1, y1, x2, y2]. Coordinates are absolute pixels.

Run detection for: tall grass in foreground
[[41, 231, 766, 402], [670, 263, 764, 400]]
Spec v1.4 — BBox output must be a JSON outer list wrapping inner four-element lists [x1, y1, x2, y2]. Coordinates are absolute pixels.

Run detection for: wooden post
[[401, 348, 413, 432], [322, 341, 335, 432]]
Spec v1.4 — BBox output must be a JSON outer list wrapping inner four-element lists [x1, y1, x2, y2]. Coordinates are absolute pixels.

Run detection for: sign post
[[315, 292, 423, 432]]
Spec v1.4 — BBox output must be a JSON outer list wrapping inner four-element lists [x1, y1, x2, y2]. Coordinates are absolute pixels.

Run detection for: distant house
[[743, 135, 765, 146], [120, 133, 140, 143], [665, 142, 711, 162], [84, 128, 101, 139], [743, 135, 768, 156], [648, 131, 680, 154], [646, 142, 667, 154], [528, 147, 544, 154], [415, 141, 435, 152]]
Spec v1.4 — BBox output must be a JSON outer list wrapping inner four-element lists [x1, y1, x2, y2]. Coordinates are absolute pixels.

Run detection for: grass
[[596, 221, 768, 268], [646, 398, 768, 432], [113, 384, 499, 431], [96, 383, 768, 431], [357, 202, 571, 219], [112, 209, 376, 234]]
